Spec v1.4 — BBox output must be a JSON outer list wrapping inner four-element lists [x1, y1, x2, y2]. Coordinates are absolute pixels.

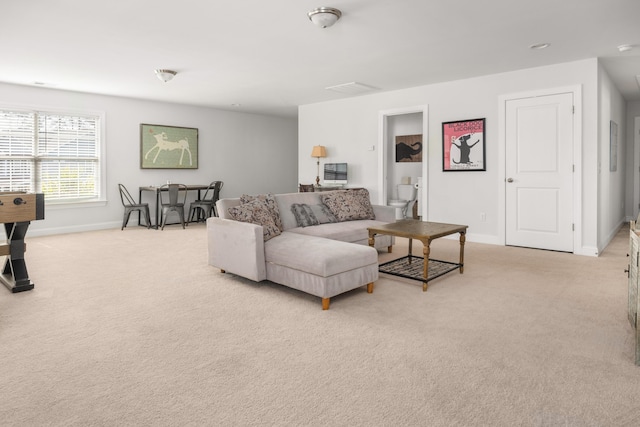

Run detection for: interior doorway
[[499, 86, 582, 253], [377, 105, 429, 219]]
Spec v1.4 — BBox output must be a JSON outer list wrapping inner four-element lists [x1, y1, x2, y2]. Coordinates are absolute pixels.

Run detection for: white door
[[505, 92, 574, 252]]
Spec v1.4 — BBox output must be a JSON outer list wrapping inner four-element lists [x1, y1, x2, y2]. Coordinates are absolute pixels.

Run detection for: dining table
[[138, 184, 209, 229]]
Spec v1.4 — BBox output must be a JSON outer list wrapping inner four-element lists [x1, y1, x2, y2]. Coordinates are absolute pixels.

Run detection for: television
[[323, 163, 348, 185]]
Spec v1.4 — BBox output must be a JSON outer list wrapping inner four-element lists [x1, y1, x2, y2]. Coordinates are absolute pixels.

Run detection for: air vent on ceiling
[[325, 81, 379, 95]]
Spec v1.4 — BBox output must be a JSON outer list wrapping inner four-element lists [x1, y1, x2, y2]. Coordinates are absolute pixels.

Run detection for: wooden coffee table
[[368, 220, 468, 291]]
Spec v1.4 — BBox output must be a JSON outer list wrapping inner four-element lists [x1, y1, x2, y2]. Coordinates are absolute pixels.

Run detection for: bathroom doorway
[[377, 105, 429, 220]]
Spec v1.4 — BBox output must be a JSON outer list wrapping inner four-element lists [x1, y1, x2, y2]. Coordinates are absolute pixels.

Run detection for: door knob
[[507, 178, 514, 183]]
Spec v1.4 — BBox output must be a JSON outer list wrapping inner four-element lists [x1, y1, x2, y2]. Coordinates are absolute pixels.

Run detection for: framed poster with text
[[442, 118, 485, 171]]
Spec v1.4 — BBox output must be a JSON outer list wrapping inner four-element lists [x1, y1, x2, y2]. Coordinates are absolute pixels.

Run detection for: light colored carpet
[[1, 223, 640, 426]]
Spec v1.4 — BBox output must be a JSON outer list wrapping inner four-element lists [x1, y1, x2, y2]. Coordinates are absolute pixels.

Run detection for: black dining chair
[[159, 183, 188, 230], [118, 183, 151, 230], [188, 181, 224, 223]]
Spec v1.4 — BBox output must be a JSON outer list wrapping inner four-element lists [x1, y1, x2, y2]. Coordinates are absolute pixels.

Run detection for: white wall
[[597, 61, 627, 250], [0, 83, 298, 236], [299, 58, 603, 252]]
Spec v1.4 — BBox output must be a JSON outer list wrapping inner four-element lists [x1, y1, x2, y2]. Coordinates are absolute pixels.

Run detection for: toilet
[[389, 183, 417, 220]]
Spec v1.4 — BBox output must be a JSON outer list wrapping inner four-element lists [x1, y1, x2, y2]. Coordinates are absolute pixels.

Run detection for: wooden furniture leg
[[367, 282, 374, 293], [322, 298, 330, 310], [1, 222, 35, 293], [422, 240, 431, 292]]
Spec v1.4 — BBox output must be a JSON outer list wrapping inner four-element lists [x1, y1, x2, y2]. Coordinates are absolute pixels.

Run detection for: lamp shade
[[311, 145, 327, 158]]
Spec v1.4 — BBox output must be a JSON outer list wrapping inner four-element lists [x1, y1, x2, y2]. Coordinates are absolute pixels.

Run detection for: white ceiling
[[2, 0, 639, 118]]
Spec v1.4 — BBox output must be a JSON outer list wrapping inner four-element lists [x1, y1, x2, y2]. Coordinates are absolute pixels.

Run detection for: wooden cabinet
[[628, 221, 640, 365]]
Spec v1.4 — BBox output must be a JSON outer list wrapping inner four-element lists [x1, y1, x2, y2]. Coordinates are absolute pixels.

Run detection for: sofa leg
[[367, 282, 374, 293], [388, 246, 393, 253], [220, 269, 226, 273], [322, 298, 330, 310]]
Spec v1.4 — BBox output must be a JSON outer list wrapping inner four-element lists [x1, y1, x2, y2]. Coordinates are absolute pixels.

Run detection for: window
[[0, 108, 102, 203]]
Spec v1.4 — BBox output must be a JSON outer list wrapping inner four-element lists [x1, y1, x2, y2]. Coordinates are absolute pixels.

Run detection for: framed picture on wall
[[140, 123, 198, 169], [610, 120, 618, 172], [395, 134, 423, 162], [442, 118, 486, 171]]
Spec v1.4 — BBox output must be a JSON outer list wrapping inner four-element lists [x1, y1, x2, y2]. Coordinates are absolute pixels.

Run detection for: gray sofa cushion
[[287, 219, 387, 243], [265, 232, 377, 278], [275, 192, 324, 230]]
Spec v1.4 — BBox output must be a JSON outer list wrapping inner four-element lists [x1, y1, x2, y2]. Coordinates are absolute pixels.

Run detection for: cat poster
[[442, 118, 485, 171]]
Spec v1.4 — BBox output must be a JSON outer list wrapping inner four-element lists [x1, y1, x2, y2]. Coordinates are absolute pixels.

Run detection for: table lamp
[[311, 145, 327, 186]]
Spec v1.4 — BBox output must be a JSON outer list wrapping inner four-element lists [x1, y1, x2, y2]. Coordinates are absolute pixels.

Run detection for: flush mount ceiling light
[[618, 44, 634, 52], [155, 69, 177, 83], [308, 7, 342, 28], [529, 43, 550, 50]]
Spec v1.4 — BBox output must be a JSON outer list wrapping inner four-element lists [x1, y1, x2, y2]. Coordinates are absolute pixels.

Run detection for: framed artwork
[[442, 118, 486, 171], [140, 124, 198, 169], [395, 134, 423, 162], [610, 120, 618, 172]]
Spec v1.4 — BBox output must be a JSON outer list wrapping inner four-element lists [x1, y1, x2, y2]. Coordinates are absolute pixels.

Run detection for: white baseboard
[[28, 221, 121, 237]]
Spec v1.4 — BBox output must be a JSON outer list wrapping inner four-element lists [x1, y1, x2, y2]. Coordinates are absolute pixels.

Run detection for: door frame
[[634, 116, 640, 220], [498, 85, 583, 253], [377, 105, 429, 219]]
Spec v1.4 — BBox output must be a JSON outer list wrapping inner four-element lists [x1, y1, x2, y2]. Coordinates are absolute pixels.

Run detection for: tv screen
[[324, 163, 347, 185]]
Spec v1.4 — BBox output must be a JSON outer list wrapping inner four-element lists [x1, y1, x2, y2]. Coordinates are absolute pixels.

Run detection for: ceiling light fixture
[[308, 7, 342, 28], [529, 43, 550, 50], [155, 69, 177, 83], [618, 44, 634, 52]]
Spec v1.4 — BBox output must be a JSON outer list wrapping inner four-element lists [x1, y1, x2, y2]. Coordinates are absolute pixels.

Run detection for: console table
[[368, 220, 468, 291]]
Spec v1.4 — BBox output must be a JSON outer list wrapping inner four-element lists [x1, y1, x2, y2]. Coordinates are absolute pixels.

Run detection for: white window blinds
[[0, 109, 101, 201]]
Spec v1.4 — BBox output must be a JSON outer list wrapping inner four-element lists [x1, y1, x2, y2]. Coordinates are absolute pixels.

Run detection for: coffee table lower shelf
[[378, 255, 462, 285]]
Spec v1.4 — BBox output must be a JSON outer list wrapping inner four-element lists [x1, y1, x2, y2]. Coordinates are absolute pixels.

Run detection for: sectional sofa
[[207, 189, 395, 309]]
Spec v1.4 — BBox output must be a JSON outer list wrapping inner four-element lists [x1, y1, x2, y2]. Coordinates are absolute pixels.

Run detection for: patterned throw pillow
[[291, 203, 337, 227], [227, 200, 282, 241], [240, 193, 283, 231], [321, 189, 376, 222]]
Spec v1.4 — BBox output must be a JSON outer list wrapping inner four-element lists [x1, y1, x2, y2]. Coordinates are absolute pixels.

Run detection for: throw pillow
[[290, 203, 337, 228], [291, 203, 319, 227], [240, 193, 283, 231], [321, 189, 376, 222], [227, 200, 282, 241], [308, 203, 337, 224], [346, 188, 375, 219]]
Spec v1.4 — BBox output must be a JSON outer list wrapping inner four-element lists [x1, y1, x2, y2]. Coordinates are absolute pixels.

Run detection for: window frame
[[0, 103, 107, 207]]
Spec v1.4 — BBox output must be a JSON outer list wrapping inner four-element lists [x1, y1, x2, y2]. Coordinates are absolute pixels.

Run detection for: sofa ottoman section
[[265, 232, 378, 310]]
